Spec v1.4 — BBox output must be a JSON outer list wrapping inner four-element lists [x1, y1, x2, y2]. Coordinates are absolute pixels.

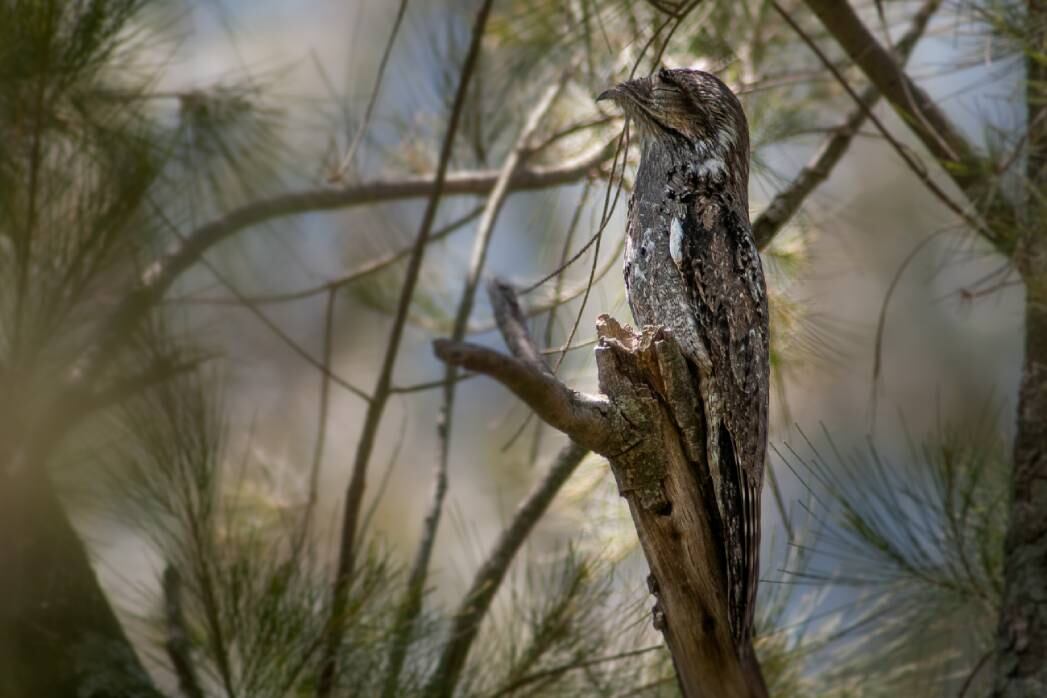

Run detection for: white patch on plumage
[[669, 217, 684, 267], [698, 157, 726, 178]]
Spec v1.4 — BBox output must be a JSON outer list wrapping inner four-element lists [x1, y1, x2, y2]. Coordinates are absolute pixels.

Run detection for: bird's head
[[597, 68, 749, 195]]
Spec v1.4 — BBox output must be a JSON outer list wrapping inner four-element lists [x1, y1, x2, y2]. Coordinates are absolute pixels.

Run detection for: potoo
[[597, 69, 769, 649]]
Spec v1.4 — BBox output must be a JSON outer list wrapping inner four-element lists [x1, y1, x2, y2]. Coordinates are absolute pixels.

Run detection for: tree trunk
[[594, 318, 766, 698], [993, 3, 1047, 693], [0, 447, 159, 698], [435, 291, 769, 697], [995, 245, 1047, 696]]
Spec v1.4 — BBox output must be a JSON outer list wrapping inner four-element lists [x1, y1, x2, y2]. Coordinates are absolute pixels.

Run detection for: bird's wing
[[679, 196, 768, 647]]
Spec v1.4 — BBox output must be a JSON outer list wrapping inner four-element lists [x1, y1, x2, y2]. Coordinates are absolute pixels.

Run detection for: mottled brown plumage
[[598, 68, 768, 648]]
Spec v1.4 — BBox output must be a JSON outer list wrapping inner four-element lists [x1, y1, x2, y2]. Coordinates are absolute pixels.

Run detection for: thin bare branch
[[800, 0, 979, 174], [172, 206, 483, 307], [752, 0, 941, 250], [316, 3, 497, 694], [489, 279, 554, 373], [772, 1, 995, 245], [542, 182, 592, 353], [529, 182, 594, 461], [517, 129, 632, 297], [792, 0, 1018, 249], [958, 648, 993, 698], [433, 338, 612, 452], [388, 372, 477, 394], [191, 253, 370, 402], [869, 228, 949, 430], [357, 410, 409, 546], [539, 337, 597, 355], [528, 115, 618, 155], [424, 442, 597, 697], [552, 123, 630, 375], [299, 288, 337, 551], [333, 0, 410, 180], [381, 80, 565, 698], [86, 138, 616, 385]]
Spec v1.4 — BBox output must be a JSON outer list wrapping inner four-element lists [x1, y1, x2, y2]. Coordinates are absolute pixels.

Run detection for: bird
[[597, 68, 769, 653]]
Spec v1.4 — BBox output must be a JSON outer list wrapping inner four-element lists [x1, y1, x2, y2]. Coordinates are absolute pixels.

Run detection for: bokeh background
[[53, 0, 1027, 693]]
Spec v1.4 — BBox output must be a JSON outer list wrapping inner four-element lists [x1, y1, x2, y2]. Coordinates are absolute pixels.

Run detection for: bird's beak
[[595, 86, 619, 103]]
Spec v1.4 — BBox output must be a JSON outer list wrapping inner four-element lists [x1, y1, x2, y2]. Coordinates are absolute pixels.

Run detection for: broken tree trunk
[[434, 280, 767, 698]]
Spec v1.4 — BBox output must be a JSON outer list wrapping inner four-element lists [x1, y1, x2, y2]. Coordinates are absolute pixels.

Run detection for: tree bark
[[799, 0, 980, 189], [793, 1, 1047, 691], [995, 247, 1047, 696], [435, 282, 767, 697], [592, 319, 766, 698], [993, 3, 1047, 691]]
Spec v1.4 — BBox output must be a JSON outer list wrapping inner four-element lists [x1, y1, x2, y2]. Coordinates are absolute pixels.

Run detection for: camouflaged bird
[[598, 68, 769, 650]]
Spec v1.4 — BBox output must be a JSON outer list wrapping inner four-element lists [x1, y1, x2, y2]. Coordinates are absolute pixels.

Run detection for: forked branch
[[436, 281, 765, 698], [752, 0, 941, 249]]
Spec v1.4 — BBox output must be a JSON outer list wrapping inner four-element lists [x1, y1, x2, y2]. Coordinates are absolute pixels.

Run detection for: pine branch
[[793, 0, 1017, 249], [424, 441, 590, 697], [91, 138, 615, 376], [752, 0, 942, 249], [485, 645, 662, 698], [381, 79, 565, 698], [315, 2, 497, 694], [799, 0, 978, 177], [163, 566, 206, 698], [770, 1, 993, 244]]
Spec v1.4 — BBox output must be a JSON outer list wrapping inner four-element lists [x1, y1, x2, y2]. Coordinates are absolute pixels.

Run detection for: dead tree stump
[[435, 280, 766, 698]]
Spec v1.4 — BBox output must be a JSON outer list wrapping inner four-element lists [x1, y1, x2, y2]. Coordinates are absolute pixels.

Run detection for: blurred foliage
[[0, 0, 162, 365], [113, 371, 404, 697], [774, 408, 1008, 696], [170, 81, 288, 211], [2, 0, 1036, 695], [112, 368, 672, 696]]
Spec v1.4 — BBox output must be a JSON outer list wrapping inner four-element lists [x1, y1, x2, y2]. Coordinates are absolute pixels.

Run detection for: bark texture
[[594, 319, 766, 698], [994, 3, 1047, 690], [800, 0, 979, 185], [436, 282, 768, 697], [995, 248, 1047, 696]]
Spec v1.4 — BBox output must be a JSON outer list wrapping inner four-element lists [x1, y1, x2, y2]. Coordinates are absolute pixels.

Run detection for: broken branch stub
[[433, 281, 763, 698]]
